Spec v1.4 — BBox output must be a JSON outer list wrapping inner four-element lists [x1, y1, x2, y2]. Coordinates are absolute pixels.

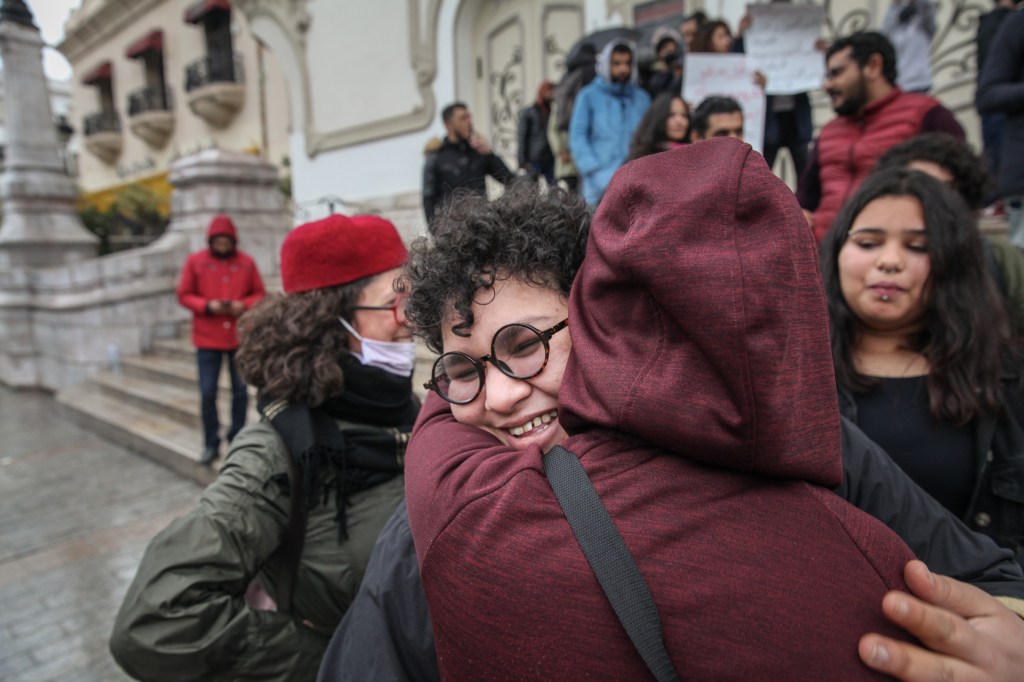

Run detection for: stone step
[[91, 370, 259, 429], [55, 383, 218, 487], [121, 353, 227, 392], [979, 214, 1010, 238], [150, 336, 196, 362], [59, 327, 437, 492]]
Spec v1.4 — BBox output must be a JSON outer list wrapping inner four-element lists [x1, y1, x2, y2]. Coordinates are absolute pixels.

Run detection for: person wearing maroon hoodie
[[399, 141, 1024, 679], [177, 214, 265, 465]]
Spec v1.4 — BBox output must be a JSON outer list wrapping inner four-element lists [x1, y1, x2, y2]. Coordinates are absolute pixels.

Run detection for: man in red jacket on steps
[[177, 215, 265, 465]]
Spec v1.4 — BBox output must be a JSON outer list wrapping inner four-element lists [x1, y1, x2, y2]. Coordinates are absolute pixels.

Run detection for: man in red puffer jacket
[[796, 31, 964, 242], [177, 214, 265, 465]]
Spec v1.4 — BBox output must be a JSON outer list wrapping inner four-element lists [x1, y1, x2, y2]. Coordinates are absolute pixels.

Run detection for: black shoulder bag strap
[[542, 445, 680, 682], [259, 396, 309, 615]]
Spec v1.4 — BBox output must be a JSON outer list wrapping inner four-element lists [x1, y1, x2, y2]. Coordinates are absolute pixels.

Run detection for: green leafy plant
[[79, 184, 169, 255]]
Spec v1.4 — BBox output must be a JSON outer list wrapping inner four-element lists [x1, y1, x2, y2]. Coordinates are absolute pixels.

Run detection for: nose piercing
[[878, 262, 900, 274]]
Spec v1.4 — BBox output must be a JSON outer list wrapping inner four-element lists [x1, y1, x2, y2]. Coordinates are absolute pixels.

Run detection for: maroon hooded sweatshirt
[[405, 138, 916, 680]]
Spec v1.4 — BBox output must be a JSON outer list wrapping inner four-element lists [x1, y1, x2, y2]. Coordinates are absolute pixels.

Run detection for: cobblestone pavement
[[0, 386, 201, 681]]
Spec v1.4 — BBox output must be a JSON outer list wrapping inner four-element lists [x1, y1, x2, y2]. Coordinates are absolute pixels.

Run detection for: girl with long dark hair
[[627, 92, 691, 161], [821, 167, 1024, 562]]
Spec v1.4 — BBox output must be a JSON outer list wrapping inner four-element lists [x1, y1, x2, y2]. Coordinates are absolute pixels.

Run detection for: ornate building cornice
[[57, 0, 164, 63]]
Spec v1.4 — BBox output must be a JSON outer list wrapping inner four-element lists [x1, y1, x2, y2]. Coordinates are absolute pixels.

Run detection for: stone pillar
[[0, 0, 98, 268], [162, 148, 291, 280]]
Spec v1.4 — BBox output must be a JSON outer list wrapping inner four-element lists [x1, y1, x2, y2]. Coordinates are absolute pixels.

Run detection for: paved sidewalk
[[0, 386, 201, 682]]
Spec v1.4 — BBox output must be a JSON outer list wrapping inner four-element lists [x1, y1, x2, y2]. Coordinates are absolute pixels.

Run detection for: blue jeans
[[196, 348, 248, 449], [1008, 196, 1024, 250], [981, 113, 1005, 181]]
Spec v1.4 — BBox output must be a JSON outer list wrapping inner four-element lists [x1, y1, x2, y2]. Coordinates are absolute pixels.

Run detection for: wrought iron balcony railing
[[83, 110, 122, 136], [128, 85, 174, 116], [184, 51, 244, 92]]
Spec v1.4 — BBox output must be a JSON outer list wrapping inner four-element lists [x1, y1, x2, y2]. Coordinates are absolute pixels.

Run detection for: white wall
[[287, 0, 466, 214]]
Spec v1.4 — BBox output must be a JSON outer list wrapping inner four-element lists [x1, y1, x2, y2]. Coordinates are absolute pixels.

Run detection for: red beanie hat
[[281, 214, 408, 294]]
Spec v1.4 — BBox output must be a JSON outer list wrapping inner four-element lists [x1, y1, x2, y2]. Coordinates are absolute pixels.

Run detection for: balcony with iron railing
[[183, 51, 245, 128], [128, 85, 173, 116], [127, 85, 175, 148], [185, 51, 244, 91], [82, 110, 122, 163], [83, 110, 121, 136]]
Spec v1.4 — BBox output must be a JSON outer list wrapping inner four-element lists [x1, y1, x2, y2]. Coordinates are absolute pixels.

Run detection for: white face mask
[[339, 317, 417, 377]]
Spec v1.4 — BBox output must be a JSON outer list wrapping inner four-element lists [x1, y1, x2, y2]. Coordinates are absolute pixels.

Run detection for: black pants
[[764, 110, 809, 179]]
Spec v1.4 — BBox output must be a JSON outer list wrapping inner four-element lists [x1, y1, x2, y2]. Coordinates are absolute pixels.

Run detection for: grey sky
[[31, 0, 77, 81]]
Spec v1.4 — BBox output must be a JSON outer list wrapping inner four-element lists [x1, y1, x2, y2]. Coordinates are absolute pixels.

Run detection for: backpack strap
[[260, 397, 309, 615], [542, 445, 680, 682]]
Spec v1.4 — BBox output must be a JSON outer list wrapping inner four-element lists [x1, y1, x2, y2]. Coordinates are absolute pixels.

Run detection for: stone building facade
[[57, 0, 291, 213], [0, 0, 992, 391], [236, 0, 987, 234]]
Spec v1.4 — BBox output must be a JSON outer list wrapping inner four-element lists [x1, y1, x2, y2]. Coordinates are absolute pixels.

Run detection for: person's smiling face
[[440, 277, 570, 452]]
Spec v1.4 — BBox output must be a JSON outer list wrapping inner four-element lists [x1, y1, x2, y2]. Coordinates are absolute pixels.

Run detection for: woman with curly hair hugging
[[110, 215, 420, 682], [319, 169, 1024, 681]]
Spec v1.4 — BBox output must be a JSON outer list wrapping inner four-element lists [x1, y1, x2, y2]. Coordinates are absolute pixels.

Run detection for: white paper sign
[[683, 53, 766, 153], [745, 4, 825, 95]]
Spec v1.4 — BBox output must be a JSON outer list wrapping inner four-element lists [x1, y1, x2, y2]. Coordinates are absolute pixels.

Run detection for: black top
[[853, 375, 974, 518], [317, 500, 441, 682]]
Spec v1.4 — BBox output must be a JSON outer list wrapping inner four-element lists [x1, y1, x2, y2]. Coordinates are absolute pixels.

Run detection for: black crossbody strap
[[543, 445, 680, 682], [259, 396, 309, 614]]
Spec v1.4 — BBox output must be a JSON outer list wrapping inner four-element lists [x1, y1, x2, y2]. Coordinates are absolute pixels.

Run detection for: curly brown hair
[[401, 180, 590, 353], [873, 133, 994, 211], [235, 280, 369, 406]]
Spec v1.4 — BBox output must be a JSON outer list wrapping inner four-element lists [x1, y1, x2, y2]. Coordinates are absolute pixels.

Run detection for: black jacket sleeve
[[976, 12, 1024, 115], [423, 154, 439, 221], [317, 501, 441, 682], [837, 417, 1024, 599], [486, 152, 515, 186]]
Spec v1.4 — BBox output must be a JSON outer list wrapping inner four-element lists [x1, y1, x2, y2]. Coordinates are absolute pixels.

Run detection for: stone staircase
[[55, 335, 436, 486]]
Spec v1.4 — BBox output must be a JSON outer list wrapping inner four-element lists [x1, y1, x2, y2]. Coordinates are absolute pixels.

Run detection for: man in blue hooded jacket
[[568, 40, 651, 205]]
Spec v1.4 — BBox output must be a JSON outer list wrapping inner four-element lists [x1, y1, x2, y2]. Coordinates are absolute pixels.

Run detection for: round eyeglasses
[[424, 319, 569, 405]]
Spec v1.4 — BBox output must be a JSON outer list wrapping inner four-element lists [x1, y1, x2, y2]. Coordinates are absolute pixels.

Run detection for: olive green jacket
[[110, 420, 406, 681], [987, 236, 1024, 336]]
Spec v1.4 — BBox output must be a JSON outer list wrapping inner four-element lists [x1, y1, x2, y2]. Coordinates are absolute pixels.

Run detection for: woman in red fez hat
[[110, 214, 420, 681]]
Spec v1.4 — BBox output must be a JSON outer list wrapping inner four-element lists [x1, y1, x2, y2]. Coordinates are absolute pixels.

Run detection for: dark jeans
[[196, 348, 247, 449], [981, 113, 1006, 185], [526, 160, 555, 185], [764, 110, 809, 180]]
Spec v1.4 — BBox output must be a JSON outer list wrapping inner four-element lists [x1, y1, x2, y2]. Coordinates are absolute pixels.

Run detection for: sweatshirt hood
[[560, 138, 842, 487], [207, 214, 238, 243], [595, 39, 640, 87]]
